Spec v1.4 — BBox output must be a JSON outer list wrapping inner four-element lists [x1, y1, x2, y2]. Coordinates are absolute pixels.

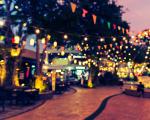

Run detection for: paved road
[[96, 95, 150, 120], [7, 87, 150, 120], [7, 87, 121, 120]]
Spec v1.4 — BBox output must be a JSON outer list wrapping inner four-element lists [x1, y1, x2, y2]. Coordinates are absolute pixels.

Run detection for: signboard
[[53, 58, 69, 66]]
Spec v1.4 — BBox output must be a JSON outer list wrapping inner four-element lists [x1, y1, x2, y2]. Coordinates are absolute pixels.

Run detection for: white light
[[64, 34, 68, 39], [0, 19, 5, 27], [113, 37, 116, 41], [53, 41, 57, 47], [100, 38, 104, 42], [84, 37, 88, 41], [15, 5, 19, 9], [35, 29, 40, 34], [41, 38, 45, 44], [123, 37, 126, 40]]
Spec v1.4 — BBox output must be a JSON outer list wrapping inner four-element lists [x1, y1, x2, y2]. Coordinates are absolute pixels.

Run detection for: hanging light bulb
[[84, 37, 88, 41], [113, 37, 116, 41], [35, 28, 40, 34], [64, 34, 68, 40], [100, 38, 104, 42]]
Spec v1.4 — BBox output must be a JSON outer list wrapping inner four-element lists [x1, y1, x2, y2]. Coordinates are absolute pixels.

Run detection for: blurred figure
[[137, 82, 144, 97]]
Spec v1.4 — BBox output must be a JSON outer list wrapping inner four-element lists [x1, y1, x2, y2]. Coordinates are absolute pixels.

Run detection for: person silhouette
[[137, 82, 144, 97]]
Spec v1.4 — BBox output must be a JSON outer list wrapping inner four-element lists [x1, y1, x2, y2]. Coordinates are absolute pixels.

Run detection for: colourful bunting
[[70, 2, 77, 13]]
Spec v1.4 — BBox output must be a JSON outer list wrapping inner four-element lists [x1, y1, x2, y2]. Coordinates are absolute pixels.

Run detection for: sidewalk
[[0, 100, 45, 120], [0, 88, 75, 120]]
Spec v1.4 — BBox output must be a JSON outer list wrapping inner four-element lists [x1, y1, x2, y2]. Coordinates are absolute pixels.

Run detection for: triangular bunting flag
[[110, 44, 112, 48], [113, 24, 116, 29], [107, 22, 111, 29], [122, 28, 125, 33], [92, 14, 97, 24], [70, 2, 77, 13], [98, 45, 101, 49], [100, 18, 104, 24], [82, 9, 88, 17], [104, 45, 107, 49], [126, 29, 129, 34]]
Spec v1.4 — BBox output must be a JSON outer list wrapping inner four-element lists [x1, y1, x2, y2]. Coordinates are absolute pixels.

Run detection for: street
[[7, 87, 150, 120]]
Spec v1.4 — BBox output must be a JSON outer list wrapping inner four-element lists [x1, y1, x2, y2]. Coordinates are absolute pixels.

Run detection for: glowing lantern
[[74, 60, 77, 64], [30, 38, 35, 46], [68, 55, 72, 61], [61, 50, 65, 56], [0, 35, 5, 41], [41, 38, 45, 44], [0, 19, 5, 27], [12, 36, 20, 44], [53, 41, 57, 47], [11, 48, 21, 57]]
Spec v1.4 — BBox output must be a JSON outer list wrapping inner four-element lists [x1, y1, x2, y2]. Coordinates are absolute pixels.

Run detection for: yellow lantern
[[61, 50, 65, 56], [53, 41, 57, 47], [11, 48, 21, 57], [30, 38, 35, 46], [14, 36, 20, 44], [41, 38, 45, 44], [47, 34, 51, 40]]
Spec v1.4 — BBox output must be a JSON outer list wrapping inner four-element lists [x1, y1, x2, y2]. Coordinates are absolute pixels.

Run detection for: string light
[[84, 37, 88, 41], [64, 34, 68, 39], [35, 28, 40, 34]]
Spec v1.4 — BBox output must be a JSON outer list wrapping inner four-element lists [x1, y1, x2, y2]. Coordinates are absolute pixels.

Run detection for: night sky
[[117, 0, 150, 34]]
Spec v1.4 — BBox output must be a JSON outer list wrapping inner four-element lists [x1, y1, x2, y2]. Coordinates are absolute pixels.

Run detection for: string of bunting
[[70, 2, 129, 34]]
